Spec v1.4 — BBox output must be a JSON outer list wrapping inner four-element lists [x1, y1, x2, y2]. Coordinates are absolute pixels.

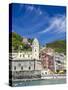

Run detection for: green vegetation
[[9, 32, 33, 52], [28, 38, 33, 44], [12, 32, 23, 50], [46, 40, 66, 54]]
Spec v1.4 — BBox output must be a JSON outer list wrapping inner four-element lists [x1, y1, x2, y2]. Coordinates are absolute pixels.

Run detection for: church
[[9, 38, 42, 81], [12, 38, 39, 60]]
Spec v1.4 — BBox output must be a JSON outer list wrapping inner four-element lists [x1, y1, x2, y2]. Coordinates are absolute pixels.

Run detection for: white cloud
[[38, 15, 66, 34]]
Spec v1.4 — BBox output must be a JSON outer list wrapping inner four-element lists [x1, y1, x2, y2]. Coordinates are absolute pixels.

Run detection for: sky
[[11, 3, 66, 45]]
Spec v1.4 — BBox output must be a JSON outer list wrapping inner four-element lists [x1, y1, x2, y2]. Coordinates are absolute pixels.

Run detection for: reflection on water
[[12, 78, 66, 87]]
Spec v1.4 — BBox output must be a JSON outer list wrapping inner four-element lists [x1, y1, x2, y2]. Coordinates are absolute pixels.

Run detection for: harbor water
[[12, 78, 66, 87]]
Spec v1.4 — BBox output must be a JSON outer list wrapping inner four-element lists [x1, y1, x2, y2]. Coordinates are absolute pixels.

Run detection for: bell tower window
[[35, 49, 36, 52]]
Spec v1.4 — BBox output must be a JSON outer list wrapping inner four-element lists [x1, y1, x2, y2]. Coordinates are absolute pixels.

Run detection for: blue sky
[[12, 3, 66, 45]]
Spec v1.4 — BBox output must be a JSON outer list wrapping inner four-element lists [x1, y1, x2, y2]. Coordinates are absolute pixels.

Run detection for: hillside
[[46, 40, 66, 54], [9, 32, 33, 52]]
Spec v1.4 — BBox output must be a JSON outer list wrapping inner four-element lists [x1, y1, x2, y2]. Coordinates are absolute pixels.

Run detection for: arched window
[[20, 54, 21, 57], [29, 66, 31, 70], [14, 66, 16, 70], [21, 66, 23, 70], [23, 54, 25, 57]]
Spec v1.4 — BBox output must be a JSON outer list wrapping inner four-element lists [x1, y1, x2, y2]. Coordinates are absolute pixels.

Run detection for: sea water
[[12, 78, 66, 87]]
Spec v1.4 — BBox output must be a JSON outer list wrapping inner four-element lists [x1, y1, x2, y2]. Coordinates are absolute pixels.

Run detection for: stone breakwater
[[11, 74, 66, 81]]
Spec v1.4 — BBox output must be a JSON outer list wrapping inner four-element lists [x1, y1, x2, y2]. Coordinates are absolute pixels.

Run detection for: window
[[35, 49, 36, 52], [20, 54, 21, 57], [23, 54, 25, 57], [14, 66, 16, 70], [28, 55, 30, 57], [45, 72, 47, 74], [44, 66, 46, 68], [18, 63, 21, 67], [29, 66, 31, 70], [21, 66, 23, 70]]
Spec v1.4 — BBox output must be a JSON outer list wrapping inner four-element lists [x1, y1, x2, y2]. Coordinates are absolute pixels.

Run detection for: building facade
[[9, 38, 42, 81], [40, 48, 54, 72], [54, 52, 66, 72], [9, 38, 66, 82]]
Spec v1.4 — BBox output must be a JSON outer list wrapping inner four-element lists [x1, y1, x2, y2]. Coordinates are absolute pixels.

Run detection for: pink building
[[40, 48, 54, 72]]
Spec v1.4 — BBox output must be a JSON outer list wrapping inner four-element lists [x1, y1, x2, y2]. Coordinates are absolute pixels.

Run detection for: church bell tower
[[32, 38, 39, 60]]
